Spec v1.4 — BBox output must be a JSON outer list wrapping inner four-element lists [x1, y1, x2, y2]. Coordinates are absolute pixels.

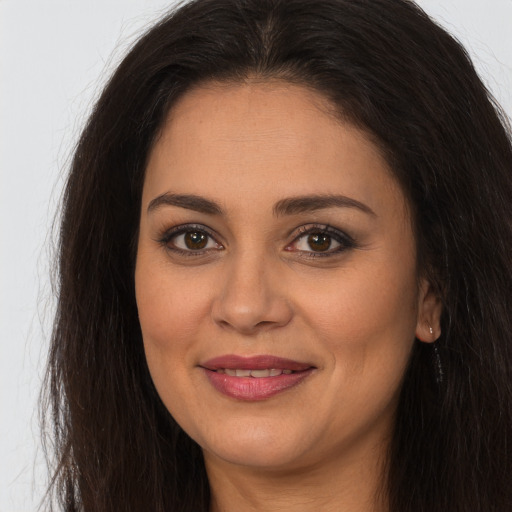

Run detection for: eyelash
[[287, 224, 356, 258], [157, 224, 222, 257], [157, 223, 356, 258]]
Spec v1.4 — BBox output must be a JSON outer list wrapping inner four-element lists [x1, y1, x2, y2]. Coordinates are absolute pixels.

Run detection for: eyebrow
[[147, 192, 375, 217], [273, 194, 376, 217], [147, 193, 223, 215]]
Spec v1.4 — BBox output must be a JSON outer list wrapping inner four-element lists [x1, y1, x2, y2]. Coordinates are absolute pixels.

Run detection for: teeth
[[250, 369, 271, 378], [215, 368, 293, 377]]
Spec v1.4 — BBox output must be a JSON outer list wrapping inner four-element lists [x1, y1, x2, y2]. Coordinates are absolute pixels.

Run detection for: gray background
[[1, 1, 511, 510]]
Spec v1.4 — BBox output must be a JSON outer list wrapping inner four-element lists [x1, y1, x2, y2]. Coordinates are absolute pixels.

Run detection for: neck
[[205, 437, 389, 512]]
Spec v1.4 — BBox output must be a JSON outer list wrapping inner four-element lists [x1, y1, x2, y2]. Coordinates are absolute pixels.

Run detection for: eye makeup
[[155, 221, 358, 261], [285, 223, 357, 259]]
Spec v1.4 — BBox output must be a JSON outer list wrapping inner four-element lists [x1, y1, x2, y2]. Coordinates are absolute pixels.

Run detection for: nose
[[211, 252, 293, 335]]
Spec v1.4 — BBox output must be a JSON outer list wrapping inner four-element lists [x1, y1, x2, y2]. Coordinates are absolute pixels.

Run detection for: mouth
[[212, 368, 295, 377], [200, 355, 315, 401], [201, 354, 313, 372]]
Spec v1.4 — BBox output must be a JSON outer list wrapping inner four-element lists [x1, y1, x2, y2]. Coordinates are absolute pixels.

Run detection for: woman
[[43, 0, 512, 510]]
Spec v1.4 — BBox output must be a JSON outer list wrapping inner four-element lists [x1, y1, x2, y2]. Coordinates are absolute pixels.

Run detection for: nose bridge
[[211, 246, 292, 334]]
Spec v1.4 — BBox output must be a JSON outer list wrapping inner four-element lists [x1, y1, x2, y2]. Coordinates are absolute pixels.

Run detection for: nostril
[[210, 269, 294, 333]]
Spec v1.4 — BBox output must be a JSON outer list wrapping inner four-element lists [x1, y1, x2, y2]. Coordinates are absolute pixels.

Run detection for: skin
[[135, 80, 442, 512]]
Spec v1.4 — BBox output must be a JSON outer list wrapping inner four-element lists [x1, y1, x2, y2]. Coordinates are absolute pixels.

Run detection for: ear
[[415, 278, 443, 343]]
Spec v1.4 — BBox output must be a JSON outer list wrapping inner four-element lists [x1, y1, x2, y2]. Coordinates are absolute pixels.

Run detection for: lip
[[201, 354, 313, 372], [200, 354, 315, 401]]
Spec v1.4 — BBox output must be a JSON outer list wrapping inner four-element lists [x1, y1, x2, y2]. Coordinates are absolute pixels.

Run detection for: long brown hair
[[42, 0, 512, 510]]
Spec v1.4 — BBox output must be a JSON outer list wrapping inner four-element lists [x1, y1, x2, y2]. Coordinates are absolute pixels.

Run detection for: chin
[[197, 420, 312, 470]]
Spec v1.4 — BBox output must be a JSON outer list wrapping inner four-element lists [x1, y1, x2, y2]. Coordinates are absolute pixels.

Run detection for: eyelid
[[286, 224, 356, 256], [157, 223, 224, 254], [156, 222, 355, 258]]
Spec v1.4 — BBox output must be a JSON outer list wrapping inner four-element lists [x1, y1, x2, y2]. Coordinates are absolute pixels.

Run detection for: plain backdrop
[[1, 1, 511, 510]]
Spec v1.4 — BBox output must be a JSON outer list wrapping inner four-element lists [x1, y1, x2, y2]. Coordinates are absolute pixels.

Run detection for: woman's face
[[135, 81, 440, 473]]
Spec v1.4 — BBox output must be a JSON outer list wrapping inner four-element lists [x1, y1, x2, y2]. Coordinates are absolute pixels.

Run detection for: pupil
[[185, 231, 207, 250], [307, 233, 331, 252]]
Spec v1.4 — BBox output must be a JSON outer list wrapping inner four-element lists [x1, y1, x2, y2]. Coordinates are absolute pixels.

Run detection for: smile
[[214, 368, 294, 377], [200, 355, 315, 400]]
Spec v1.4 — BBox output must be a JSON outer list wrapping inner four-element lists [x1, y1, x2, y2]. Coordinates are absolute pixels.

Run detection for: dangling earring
[[432, 343, 443, 385], [429, 325, 444, 385]]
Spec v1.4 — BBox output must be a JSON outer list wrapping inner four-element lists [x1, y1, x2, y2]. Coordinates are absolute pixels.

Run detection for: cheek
[[298, 258, 419, 377], [298, 264, 418, 434], [135, 256, 211, 353], [134, 253, 212, 430]]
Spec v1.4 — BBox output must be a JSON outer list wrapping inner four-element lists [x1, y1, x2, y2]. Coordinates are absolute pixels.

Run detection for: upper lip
[[200, 354, 314, 371]]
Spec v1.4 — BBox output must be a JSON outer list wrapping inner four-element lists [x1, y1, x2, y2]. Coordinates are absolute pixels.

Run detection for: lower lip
[[203, 368, 314, 401]]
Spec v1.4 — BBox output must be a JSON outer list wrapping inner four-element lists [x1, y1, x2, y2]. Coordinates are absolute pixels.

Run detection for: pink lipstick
[[200, 355, 315, 401]]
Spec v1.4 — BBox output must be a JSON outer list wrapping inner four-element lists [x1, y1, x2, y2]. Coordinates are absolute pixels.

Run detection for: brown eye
[[164, 226, 223, 253], [184, 231, 208, 250], [288, 225, 353, 256], [307, 233, 332, 252]]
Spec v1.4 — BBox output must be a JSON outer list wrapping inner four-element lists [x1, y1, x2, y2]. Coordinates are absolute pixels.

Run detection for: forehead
[[143, 80, 406, 220]]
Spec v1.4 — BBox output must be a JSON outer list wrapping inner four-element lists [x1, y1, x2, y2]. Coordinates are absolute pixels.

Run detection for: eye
[[174, 230, 216, 251], [287, 225, 355, 256], [159, 225, 223, 254], [295, 232, 340, 252]]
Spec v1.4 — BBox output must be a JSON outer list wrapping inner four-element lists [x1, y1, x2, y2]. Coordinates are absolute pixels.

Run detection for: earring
[[432, 343, 443, 385], [428, 325, 444, 386]]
